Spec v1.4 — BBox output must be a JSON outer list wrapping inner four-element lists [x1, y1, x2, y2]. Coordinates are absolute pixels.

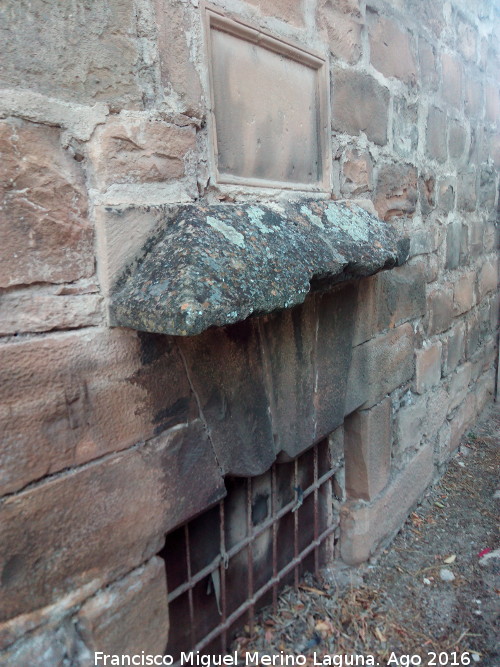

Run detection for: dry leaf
[[444, 554, 457, 564]]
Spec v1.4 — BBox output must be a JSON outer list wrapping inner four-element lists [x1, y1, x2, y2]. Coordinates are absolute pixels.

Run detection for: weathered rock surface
[[110, 200, 409, 336]]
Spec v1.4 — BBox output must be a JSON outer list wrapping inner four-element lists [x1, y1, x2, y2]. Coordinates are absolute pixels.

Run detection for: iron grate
[[162, 439, 338, 662]]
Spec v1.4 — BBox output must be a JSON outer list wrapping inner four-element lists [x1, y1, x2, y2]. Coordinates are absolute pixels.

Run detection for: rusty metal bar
[[293, 458, 299, 589], [167, 464, 336, 604], [313, 444, 319, 575], [271, 465, 278, 612], [171, 520, 337, 665], [184, 524, 195, 649], [246, 477, 254, 634], [219, 499, 227, 652]]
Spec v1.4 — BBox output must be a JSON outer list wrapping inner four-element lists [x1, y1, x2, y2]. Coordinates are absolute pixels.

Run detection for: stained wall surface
[[0, 0, 499, 662]]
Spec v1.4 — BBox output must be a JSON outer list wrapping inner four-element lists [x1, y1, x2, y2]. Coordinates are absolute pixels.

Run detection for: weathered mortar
[[0, 0, 498, 661]]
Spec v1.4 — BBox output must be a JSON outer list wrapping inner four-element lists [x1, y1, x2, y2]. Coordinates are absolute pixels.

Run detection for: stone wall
[[0, 0, 498, 662]]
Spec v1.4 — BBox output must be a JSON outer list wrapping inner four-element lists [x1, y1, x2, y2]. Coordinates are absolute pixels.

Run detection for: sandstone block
[[0, 119, 93, 287], [457, 18, 478, 62], [477, 259, 498, 300], [0, 328, 196, 495], [454, 270, 476, 315], [445, 221, 462, 270], [393, 97, 419, 158], [315, 285, 358, 440], [369, 17, 417, 84], [344, 398, 392, 501], [0, 286, 103, 335], [77, 557, 169, 656], [332, 69, 389, 145], [418, 172, 436, 215], [449, 392, 476, 451], [423, 385, 449, 440], [418, 39, 439, 91], [437, 177, 456, 212], [448, 119, 468, 161], [475, 369, 495, 413], [464, 72, 484, 118], [341, 148, 373, 196], [426, 106, 447, 163], [340, 444, 434, 565], [396, 395, 427, 453], [155, 0, 202, 114], [90, 116, 196, 189], [478, 165, 498, 210], [426, 284, 454, 335], [415, 343, 442, 394], [406, 0, 444, 37], [346, 323, 415, 412], [448, 362, 472, 414], [0, 0, 143, 108], [0, 420, 225, 621], [246, 0, 305, 25], [257, 300, 317, 460], [353, 261, 426, 345], [374, 163, 418, 221], [178, 319, 275, 476], [485, 83, 500, 124], [318, 3, 362, 64], [441, 53, 463, 110]]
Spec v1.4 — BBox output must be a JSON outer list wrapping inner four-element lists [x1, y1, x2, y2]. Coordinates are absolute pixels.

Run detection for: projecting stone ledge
[[109, 200, 409, 336]]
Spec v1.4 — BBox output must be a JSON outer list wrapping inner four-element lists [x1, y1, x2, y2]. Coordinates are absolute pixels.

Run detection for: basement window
[[161, 439, 339, 661]]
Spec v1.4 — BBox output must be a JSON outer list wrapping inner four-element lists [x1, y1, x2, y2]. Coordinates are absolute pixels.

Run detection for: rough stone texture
[[341, 148, 373, 195], [0, 119, 93, 287], [344, 398, 392, 501], [374, 163, 418, 220], [426, 283, 454, 335], [0, 285, 103, 335], [464, 72, 483, 118], [0, 328, 196, 495], [441, 52, 463, 110], [415, 343, 442, 394], [331, 69, 390, 145], [426, 106, 447, 163], [346, 324, 415, 412], [340, 444, 434, 565], [443, 322, 465, 375], [314, 285, 358, 439], [0, 420, 225, 621], [245, 0, 305, 26], [154, 0, 202, 114], [318, 5, 363, 64], [178, 320, 276, 477], [456, 169, 478, 212], [89, 116, 196, 189], [396, 395, 428, 453], [393, 97, 419, 158], [454, 270, 476, 315], [110, 200, 409, 336], [448, 119, 468, 161], [352, 261, 426, 345], [477, 258, 498, 299], [0, 620, 89, 666], [77, 557, 169, 656], [448, 362, 472, 414], [419, 39, 439, 91], [369, 16, 417, 84], [449, 392, 477, 451], [445, 221, 462, 270], [0, 0, 144, 109]]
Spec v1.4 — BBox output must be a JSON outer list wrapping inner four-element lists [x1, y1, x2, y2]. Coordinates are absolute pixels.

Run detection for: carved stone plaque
[[205, 6, 330, 191]]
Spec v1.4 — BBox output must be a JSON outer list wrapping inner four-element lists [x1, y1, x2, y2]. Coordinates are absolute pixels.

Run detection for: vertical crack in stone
[[175, 340, 225, 476]]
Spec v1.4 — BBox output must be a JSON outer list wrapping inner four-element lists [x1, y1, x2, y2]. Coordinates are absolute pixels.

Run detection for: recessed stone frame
[[203, 3, 331, 192]]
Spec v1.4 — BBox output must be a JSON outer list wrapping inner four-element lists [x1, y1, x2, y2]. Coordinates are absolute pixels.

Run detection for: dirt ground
[[231, 402, 500, 666]]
